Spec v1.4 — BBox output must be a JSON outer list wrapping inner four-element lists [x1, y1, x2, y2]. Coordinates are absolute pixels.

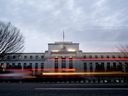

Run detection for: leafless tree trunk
[[0, 21, 24, 59]]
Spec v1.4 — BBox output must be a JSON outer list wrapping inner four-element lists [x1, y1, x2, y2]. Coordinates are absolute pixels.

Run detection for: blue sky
[[0, 0, 128, 52]]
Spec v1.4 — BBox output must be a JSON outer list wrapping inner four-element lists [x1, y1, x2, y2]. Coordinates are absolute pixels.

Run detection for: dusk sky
[[0, 0, 128, 52]]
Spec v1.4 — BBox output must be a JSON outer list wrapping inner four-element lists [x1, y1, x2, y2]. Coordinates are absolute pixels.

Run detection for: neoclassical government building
[[0, 41, 128, 82]]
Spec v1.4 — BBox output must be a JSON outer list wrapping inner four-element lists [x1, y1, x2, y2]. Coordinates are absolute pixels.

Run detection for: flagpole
[[63, 30, 64, 42]]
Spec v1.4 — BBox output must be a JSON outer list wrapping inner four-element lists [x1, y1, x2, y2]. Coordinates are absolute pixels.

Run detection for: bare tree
[[0, 21, 24, 59], [118, 44, 128, 72], [118, 44, 128, 57]]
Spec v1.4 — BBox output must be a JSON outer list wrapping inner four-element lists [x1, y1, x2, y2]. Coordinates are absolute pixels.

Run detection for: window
[[119, 62, 122, 65], [6, 63, 10, 68], [35, 63, 38, 68], [41, 56, 44, 59], [95, 62, 104, 71], [106, 55, 109, 58], [35, 63, 38, 71], [18, 63, 22, 69], [1, 63, 4, 65], [83, 55, 86, 58], [90, 63, 93, 72], [30, 56, 33, 59], [55, 58, 58, 69], [12, 63, 15, 65], [41, 63, 44, 68], [101, 62, 104, 71], [6, 63, 10, 66], [35, 56, 38, 59], [55, 62, 58, 69], [117, 62, 122, 71], [7, 56, 10, 59], [0, 63, 4, 68], [101, 55, 104, 58], [62, 58, 66, 68], [113, 62, 116, 71], [95, 62, 99, 71], [84, 63, 87, 71], [55, 58, 58, 61], [12, 63, 15, 68], [125, 62, 128, 72], [89, 55, 92, 58], [29, 63, 32, 68], [113, 62, 116, 65], [13, 56, 16, 59], [6, 63, 12, 68], [95, 55, 98, 58], [24, 56, 27, 59], [24, 63, 27, 68], [124, 56, 127, 58], [18, 55, 21, 59], [107, 62, 111, 71], [112, 55, 115, 58], [118, 56, 121, 58], [69, 58, 73, 69]]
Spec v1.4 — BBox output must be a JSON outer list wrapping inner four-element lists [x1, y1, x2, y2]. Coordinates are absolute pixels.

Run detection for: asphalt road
[[0, 83, 128, 96]]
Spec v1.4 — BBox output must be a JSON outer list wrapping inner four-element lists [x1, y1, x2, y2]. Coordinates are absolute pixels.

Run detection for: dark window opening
[[30, 56, 33, 59], [24, 56, 27, 59], [35, 56, 38, 59], [84, 63, 87, 71]]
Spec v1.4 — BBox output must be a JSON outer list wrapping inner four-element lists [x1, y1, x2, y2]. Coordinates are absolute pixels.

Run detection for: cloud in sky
[[0, 0, 128, 52]]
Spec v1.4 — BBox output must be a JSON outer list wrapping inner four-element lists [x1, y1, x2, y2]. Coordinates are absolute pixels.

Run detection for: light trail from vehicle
[[42, 72, 128, 76], [48, 58, 128, 61]]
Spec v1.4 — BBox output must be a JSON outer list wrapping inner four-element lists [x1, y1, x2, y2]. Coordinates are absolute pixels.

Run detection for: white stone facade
[[0, 41, 128, 76]]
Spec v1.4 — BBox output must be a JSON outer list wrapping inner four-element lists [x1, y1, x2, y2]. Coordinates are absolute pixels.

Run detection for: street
[[0, 83, 128, 96]]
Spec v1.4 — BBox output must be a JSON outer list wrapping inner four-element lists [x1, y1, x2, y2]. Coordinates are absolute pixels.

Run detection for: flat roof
[[48, 41, 79, 45]]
